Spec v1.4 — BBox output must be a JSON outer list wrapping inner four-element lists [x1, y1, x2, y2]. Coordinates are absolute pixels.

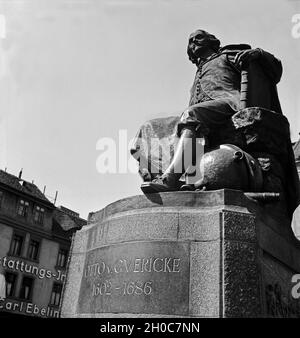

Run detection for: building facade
[[0, 169, 86, 317]]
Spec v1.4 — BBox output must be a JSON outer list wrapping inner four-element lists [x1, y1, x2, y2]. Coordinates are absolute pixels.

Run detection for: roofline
[[0, 181, 55, 209]]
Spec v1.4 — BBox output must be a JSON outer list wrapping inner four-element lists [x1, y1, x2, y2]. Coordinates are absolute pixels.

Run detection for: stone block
[[61, 189, 300, 318]]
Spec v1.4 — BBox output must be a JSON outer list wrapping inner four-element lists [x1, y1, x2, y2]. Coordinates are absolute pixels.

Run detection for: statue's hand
[[234, 48, 262, 69]]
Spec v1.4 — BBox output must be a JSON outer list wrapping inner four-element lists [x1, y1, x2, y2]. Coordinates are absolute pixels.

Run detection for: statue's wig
[[187, 30, 221, 64]]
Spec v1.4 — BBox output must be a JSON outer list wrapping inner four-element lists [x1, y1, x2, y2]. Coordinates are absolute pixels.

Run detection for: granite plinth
[[61, 189, 300, 318]]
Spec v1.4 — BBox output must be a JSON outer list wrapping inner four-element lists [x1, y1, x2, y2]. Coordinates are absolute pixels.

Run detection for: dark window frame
[[19, 275, 34, 301], [17, 199, 30, 218], [33, 205, 45, 225], [56, 247, 69, 269], [26, 237, 41, 262], [9, 232, 25, 257], [0, 190, 4, 209], [5, 271, 18, 298], [49, 282, 63, 308]]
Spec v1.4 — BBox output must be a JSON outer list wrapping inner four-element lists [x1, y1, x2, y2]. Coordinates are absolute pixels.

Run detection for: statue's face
[[187, 33, 211, 63]]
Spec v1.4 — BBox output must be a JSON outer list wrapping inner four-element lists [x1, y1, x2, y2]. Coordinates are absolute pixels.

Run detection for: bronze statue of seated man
[[131, 29, 299, 219]]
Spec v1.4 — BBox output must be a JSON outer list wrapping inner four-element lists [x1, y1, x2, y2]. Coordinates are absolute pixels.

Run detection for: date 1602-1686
[[92, 280, 153, 297]]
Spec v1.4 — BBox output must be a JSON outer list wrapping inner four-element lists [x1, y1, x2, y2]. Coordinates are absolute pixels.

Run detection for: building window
[[10, 233, 24, 257], [5, 272, 17, 298], [17, 199, 29, 217], [56, 248, 68, 268], [19, 276, 34, 301], [27, 239, 40, 261], [33, 205, 45, 224], [50, 283, 62, 307]]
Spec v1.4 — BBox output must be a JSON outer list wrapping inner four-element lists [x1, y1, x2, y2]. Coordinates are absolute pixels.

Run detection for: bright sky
[[0, 0, 299, 219]]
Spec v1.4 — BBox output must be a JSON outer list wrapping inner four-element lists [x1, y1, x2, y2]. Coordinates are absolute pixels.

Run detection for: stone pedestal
[[61, 189, 300, 318]]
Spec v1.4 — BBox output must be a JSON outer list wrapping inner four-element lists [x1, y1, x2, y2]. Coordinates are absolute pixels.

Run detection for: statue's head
[[187, 30, 220, 64]]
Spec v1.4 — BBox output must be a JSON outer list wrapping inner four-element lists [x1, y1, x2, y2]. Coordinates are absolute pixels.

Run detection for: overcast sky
[[0, 0, 299, 219]]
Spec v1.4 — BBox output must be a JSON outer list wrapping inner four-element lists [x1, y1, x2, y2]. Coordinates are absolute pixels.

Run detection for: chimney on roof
[[4, 167, 7, 172], [18, 168, 23, 179], [54, 191, 58, 205]]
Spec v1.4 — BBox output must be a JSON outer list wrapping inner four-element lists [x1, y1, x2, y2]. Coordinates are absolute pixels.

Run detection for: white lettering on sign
[[0, 256, 65, 281], [0, 298, 59, 317]]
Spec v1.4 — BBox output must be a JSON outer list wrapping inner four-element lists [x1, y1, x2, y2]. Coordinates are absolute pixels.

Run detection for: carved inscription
[[85, 257, 181, 276], [88, 223, 108, 249], [92, 280, 153, 297], [78, 241, 190, 315], [84, 257, 181, 298]]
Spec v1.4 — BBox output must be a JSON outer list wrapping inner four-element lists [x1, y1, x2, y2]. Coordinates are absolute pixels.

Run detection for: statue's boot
[[140, 174, 180, 194], [141, 128, 197, 194]]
